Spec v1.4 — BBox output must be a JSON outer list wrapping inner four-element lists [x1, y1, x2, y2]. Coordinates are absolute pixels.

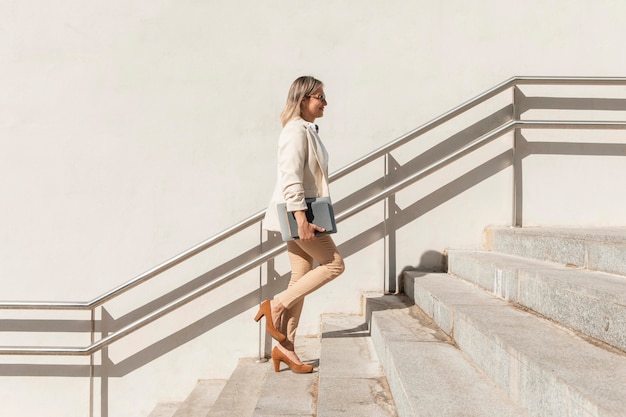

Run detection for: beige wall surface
[[1, 1, 626, 416]]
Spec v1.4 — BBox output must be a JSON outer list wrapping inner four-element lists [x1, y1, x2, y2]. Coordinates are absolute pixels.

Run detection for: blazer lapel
[[304, 123, 331, 197], [305, 124, 328, 180]]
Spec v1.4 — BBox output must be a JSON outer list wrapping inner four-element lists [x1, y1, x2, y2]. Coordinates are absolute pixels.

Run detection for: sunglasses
[[307, 93, 327, 102]]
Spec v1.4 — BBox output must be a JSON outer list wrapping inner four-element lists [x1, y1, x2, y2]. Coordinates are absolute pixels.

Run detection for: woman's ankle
[[277, 342, 302, 364], [279, 339, 295, 351]]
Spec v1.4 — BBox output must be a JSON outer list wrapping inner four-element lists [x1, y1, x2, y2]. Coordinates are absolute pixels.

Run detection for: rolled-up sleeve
[[278, 124, 308, 212]]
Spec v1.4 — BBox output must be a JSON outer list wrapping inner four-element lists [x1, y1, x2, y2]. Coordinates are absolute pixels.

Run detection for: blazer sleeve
[[277, 123, 308, 212]]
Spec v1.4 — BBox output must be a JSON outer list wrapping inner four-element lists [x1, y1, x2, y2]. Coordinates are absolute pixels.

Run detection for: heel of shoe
[[271, 346, 284, 373], [253, 309, 264, 322], [254, 300, 268, 322], [271, 346, 282, 372], [253, 300, 286, 342], [272, 356, 281, 372]]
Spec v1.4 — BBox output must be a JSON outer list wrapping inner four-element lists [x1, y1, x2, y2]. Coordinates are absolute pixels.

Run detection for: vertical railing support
[[384, 152, 399, 294], [383, 152, 390, 293], [512, 86, 524, 227]]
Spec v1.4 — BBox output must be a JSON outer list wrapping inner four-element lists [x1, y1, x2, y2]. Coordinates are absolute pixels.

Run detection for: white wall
[[1, 1, 626, 416]]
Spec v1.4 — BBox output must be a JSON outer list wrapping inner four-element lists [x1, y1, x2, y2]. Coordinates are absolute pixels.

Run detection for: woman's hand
[[294, 211, 326, 241]]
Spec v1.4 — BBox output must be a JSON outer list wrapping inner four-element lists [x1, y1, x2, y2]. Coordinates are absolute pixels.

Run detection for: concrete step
[[152, 311, 396, 417], [485, 226, 626, 277], [199, 337, 319, 417], [447, 249, 626, 352], [173, 380, 227, 417], [251, 336, 319, 417], [205, 358, 271, 417], [318, 314, 397, 417], [148, 380, 226, 417], [190, 312, 398, 417], [366, 294, 529, 417], [404, 272, 626, 417]]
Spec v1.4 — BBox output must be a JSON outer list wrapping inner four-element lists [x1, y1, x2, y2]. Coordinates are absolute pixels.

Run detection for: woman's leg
[[281, 241, 313, 347], [278, 235, 345, 310], [275, 235, 345, 363]]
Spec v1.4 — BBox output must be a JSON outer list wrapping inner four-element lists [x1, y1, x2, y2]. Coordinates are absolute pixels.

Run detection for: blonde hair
[[280, 76, 324, 127]]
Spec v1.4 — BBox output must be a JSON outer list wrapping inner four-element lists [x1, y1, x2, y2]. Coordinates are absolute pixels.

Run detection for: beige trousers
[[277, 235, 345, 345]]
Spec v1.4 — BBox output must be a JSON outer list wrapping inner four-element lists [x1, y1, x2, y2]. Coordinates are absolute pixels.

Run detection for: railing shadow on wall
[[1, 77, 626, 413]]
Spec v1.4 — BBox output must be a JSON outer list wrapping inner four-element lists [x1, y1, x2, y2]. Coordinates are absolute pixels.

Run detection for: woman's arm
[[278, 123, 325, 240], [278, 124, 308, 212]]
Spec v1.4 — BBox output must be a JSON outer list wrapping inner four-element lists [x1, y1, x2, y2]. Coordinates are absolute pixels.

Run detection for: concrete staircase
[[149, 227, 626, 417], [149, 313, 398, 417], [403, 226, 626, 417]]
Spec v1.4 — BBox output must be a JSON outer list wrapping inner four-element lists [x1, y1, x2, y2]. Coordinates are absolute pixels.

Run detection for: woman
[[255, 76, 345, 373]]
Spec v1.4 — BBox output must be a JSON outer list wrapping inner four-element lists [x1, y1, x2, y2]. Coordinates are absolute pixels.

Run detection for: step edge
[[367, 295, 529, 417], [404, 273, 626, 417], [446, 250, 626, 352]]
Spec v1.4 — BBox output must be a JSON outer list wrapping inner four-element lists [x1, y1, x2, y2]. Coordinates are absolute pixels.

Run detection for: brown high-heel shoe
[[254, 300, 286, 342], [271, 346, 313, 374]]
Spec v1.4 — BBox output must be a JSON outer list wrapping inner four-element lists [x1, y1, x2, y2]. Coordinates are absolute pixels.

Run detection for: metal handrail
[[0, 209, 267, 310], [330, 77, 518, 182], [0, 78, 518, 311], [0, 244, 287, 356], [517, 120, 626, 129], [330, 76, 626, 182], [4, 118, 626, 355], [2, 76, 626, 356], [514, 76, 626, 85], [3, 76, 626, 311]]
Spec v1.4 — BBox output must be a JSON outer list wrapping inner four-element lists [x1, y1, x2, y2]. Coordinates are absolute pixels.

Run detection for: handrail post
[[383, 152, 398, 294], [383, 152, 390, 293], [512, 84, 524, 227]]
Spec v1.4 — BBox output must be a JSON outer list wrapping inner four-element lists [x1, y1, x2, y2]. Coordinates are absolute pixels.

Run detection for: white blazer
[[263, 117, 330, 232]]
